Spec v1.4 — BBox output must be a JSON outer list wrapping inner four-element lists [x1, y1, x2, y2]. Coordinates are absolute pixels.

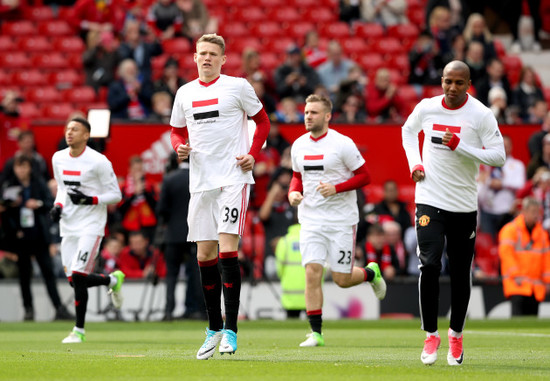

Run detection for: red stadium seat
[[63, 87, 97, 103], [501, 55, 523, 71], [251, 22, 280, 39], [356, 53, 385, 74], [0, 70, 8, 86], [1, 20, 37, 36], [49, 70, 84, 88], [256, 0, 286, 7], [340, 37, 369, 55], [264, 37, 295, 55], [221, 52, 242, 71], [10, 70, 49, 86], [0, 52, 32, 69], [23, 6, 55, 21], [320, 22, 351, 39], [18, 103, 42, 119], [266, 7, 301, 23], [0, 36, 16, 52], [398, 84, 421, 103], [31, 52, 71, 69], [67, 53, 83, 69], [52, 36, 86, 54], [228, 37, 262, 54], [42, 103, 77, 121], [474, 232, 499, 277], [387, 24, 420, 50], [407, 6, 426, 30], [388, 54, 410, 75], [493, 39, 506, 58], [219, 22, 249, 38], [354, 23, 385, 39], [38, 20, 73, 36], [17, 36, 54, 53], [423, 85, 444, 98], [259, 52, 281, 73], [373, 37, 404, 57], [233, 7, 265, 24], [286, 22, 316, 40], [26, 86, 64, 103], [162, 38, 191, 56], [302, 7, 336, 23]]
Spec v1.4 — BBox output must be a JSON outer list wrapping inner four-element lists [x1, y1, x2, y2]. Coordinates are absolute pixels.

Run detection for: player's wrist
[[445, 134, 460, 151]]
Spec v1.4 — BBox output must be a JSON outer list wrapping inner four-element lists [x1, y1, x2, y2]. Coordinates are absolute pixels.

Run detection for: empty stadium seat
[[219, 22, 249, 38], [49, 70, 84, 88], [474, 232, 500, 277], [31, 52, 70, 70], [162, 38, 191, 56], [52, 36, 86, 53], [26, 86, 64, 103], [423, 85, 444, 98], [228, 37, 262, 54], [320, 22, 351, 39], [17, 36, 54, 52], [1, 20, 37, 36], [10, 70, 48, 86], [388, 54, 410, 75], [302, 7, 336, 23], [0, 70, 8, 86], [251, 22, 280, 39], [18, 103, 42, 119], [387, 24, 420, 50], [264, 37, 295, 55], [23, 6, 55, 21], [233, 7, 265, 24], [63, 87, 97, 103], [356, 53, 385, 73], [37, 20, 73, 36], [266, 7, 301, 24], [373, 37, 404, 57], [259, 52, 281, 73], [0, 36, 16, 52], [340, 37, 369, 55], [42, 103, 77, 121], [398, 84, 421, 103], [286, 22, 316, 39], [354, 23, 385, 40]]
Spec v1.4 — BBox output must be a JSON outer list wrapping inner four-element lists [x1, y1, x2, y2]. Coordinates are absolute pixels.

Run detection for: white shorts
[[61, 235, 103, 277], [300, 225, 357, 274], [188, 183, 250, 242]]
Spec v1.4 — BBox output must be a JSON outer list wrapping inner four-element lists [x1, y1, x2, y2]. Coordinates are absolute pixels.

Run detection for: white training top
[[402, 94, 506, 213], [170, 74, 264, 193], [291, 128, 365, 226], [52, 146, 122, 237]]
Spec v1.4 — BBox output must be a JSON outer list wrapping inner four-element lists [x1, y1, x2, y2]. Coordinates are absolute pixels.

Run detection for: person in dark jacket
[[156, 155, 205, 321], [0, 155, 73, 321]]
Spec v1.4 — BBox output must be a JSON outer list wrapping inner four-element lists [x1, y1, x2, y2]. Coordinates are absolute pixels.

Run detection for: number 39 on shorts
[[223, 207, 239, 223]]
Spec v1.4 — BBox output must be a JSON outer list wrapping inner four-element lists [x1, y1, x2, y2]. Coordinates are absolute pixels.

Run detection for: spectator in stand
[[107, 58, 154, 121], [361, 0, 408, 27], [334, 65, 367, 112], [382, 220, 408, 275], [0, 91, 29, 176], [498, 197, 550, 316], [0, 0, 24, 20], [117, 19, 163, 83], [527, 100, 548, 125], [117, 230, 166, 279], [478, 135, 526, 240], [527, 133, 550, 180], [118, 155, 158, 241], [1, 131, 49, 185], [333, 94, 366, 124], [250, 78, 277, 116], [0, 155, 73, 321], [250, 138, 281, 210], [528, 111, 550, 158], [153, 57, 186, 100], [148, 91, 174, 124], [146, 0, 184, 40], [427, 6, 460, 57], [266, 123, 290, 156], [316, 40, 356, 100], [475, 58, 512, 107], [502, 0, 543, 53], [445, 33, 466, 63], [98, 235, 123, 274], [176, 0, 216, 42], [512, 66, 545, 123], [273, 97, 305, 124], [364, 223, 398, 281], [426, 0, 468, 32], [408, 32, 445, 86], [516, 167, 550, 228], [464, 41, 486, 86], [258, 167, 296, 258], [463, 13, 497, 62], [302, 30, 327, 69], [274, 44, 321, 102], [366, 68, 404, 123], [69, 0, 126, 40], [240, 49, 269, 88], [372, 179, 412, 238], [83, 30, 121, 93], [487, 87, 516, 125]]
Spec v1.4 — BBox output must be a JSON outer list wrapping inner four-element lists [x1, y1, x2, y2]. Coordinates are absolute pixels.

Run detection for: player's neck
[[310, 127, 329, 140], [198, 73, 220, 85], [69, 144, 86, 158]]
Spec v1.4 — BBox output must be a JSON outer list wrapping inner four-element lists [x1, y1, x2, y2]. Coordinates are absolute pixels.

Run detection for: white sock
[[426, 331, 439, 338], [108, 274, 117, 288], [449, 329, 462, 338], [73, 326, 85, 335]]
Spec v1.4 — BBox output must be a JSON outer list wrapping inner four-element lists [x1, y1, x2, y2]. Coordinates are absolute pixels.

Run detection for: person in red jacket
[[365, 68, 404, 123], [69, 0, 126, 40], [117, 230, 166, 279]]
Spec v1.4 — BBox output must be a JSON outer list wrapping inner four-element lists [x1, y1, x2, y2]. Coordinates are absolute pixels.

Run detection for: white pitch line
[[465, 330, 550, 338]]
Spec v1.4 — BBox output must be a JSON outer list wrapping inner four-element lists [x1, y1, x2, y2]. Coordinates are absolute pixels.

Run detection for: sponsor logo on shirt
[[62, 169, 81, 186], [192, 98, 219, 120]]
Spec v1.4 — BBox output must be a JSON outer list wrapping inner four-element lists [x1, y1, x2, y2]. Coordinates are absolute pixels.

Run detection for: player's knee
[[333, 275, 353, 288]]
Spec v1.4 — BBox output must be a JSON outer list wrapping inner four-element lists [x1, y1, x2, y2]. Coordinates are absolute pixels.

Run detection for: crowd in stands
[[2, 0, 550, 317]]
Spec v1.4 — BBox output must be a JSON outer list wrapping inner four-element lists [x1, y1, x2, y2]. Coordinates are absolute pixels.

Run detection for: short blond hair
[[305, 94, 333, 113], [196, 33, 226, 54]]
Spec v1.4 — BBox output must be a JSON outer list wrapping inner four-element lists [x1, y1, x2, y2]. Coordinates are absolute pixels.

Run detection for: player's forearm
[[335, 164, 371, 193], [249, 108, 270, 160], [289, 171, 303, 194], [170, 127, 188, 151], [401, 127, 423, 172], [454, 141, 506, 167]]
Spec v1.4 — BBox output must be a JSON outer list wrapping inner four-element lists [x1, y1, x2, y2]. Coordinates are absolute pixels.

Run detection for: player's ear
[[221, 54, 227, 66], [193, 52, 198, 63]]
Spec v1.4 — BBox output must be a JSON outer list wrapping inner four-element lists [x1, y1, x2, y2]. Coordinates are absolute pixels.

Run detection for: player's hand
[[49, 205, 62, 222], [288, 191, 303, 206], [412, 169, 425, 183], [316, 181, 336, 198], [177, 143, 192, 161], [68, 189, 94, 205], [236, 154, 255, 172], [442, 128, 454, 145]]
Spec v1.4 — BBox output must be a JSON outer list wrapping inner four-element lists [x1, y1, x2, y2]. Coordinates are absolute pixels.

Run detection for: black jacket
[[156, 165, 190, 244]]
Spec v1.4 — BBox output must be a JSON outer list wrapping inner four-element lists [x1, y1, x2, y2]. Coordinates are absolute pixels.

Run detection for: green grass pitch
[[0, 318, 549, 380]]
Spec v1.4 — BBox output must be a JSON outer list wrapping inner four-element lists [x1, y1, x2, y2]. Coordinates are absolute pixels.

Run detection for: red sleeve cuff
[[289, 171, 303, 194], [445, 134, 460, 151], [55, 202, 63, 209], [170, 127, 188, 152], [92, 196, 98, 205], [411, 164, 424, 179]]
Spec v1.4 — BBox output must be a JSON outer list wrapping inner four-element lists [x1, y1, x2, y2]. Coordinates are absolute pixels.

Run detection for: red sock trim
[[307, 309, 322, 316], [360, 267, 368, 282], [72, 271, 88, 276], [219, 251, 238, 259], [198, 257, 219, 267]]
